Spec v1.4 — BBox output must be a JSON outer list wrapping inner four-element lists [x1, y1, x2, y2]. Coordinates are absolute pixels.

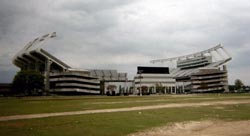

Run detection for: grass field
[[0, 94, 250, 136]]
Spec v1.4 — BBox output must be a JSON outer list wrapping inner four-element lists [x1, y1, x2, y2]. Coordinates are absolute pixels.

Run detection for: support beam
[[215, 50, 224, 60], [221, 47, 232, 59], [209, 51, 218, 61], [150, 44, 222, 64]]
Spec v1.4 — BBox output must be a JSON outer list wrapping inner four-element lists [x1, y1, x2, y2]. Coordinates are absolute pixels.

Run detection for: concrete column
[[176, 85, 178, 94], [154, 86, 156, 94], [175, 85, 177, 94], [45, 59, 52, 95], [170, 86, 173, 94], [164, 87, 166, 94], [182, 82, 185, 94]]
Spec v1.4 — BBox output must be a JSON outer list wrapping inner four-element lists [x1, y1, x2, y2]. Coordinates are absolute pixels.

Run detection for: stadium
[[12, 32, 232, 95], [150, 44, 232, 93]]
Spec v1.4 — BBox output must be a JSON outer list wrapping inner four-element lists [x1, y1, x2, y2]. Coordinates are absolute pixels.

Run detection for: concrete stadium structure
[[90, 70, 127, 81], [12, 32, 232, 95], [151, 44, 232, 93], [190, 67, 228, 93], [12, 32, 127, 94]]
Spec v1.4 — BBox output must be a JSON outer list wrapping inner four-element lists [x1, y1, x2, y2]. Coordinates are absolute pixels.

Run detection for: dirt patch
[[213, 106, 225, 110], [128, 120, 250, 136]]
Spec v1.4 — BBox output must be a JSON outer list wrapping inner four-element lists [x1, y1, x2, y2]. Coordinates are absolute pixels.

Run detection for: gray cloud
[[0, 0, 250, 85], [61, 0, 135, 13]]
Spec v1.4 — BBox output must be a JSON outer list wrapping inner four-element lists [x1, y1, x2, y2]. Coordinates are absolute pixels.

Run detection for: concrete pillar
[[182, 84, 185, 94], [177, 86, 179, 94], [175, 85, 177, 94], [164, 87, 166, 94], [154, 86, 156, 94], [45, 59, 52, 95]]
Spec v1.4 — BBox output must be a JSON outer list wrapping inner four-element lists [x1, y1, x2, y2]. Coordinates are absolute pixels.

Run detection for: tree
[[235, 79, 244, 92], [12, 70, 44, 95]]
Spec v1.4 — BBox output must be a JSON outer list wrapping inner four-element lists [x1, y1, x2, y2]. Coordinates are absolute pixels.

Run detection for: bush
[[12, 70, 44, 95]]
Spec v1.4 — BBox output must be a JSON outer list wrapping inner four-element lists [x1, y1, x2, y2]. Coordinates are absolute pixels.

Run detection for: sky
[[0, 0, 250, 85]]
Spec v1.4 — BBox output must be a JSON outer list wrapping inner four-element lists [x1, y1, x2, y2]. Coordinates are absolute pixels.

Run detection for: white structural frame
[[12, 32, 71, 70], [150, 44, 232, 66]]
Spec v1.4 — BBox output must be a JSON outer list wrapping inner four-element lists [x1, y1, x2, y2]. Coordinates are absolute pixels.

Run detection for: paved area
[[0, 99, 250, 122]]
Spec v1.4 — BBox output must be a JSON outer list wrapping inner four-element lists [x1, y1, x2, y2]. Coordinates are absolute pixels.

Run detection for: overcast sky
[[0, 0, 250, 85]]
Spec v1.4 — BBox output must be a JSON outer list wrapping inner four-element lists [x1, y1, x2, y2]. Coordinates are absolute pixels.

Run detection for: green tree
[[12, 70, 44, 95], [235, 79, 244, 92]]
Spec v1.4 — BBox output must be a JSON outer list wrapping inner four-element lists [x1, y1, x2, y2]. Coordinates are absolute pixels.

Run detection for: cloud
[[0, 0, 250, 85]]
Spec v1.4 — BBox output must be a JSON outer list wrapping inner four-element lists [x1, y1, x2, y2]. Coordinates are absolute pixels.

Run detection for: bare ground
[[0, 99, 250, 122], [128, 120, 250, 136]]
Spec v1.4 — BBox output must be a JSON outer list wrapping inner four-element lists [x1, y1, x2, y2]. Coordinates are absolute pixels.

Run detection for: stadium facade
[[134, 66, 176, 95], [150, 44, 232, 93], [13, 33, 232, 95], [12, 32, 128, 95]]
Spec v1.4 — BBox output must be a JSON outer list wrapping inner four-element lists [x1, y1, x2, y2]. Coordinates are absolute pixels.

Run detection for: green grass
[[0, 103, 250, 136], [0, 94, 250, 136], [0, 94, 250, 116]]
